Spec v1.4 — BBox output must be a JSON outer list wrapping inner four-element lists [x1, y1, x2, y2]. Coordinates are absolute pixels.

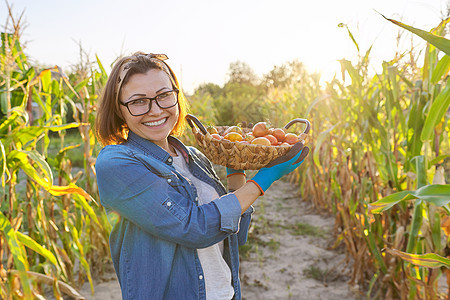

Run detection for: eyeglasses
[[114, 53, 171, 105], [120, 89, 179, 116]]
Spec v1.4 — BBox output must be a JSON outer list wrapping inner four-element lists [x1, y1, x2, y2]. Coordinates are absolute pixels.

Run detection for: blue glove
[[248, 142, 309, 195], [226, 168, 246, 178]]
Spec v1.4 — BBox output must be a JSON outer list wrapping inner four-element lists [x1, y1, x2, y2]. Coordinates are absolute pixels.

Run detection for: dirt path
[[78, 180, 358, 300], [240, 180, 358, 300]]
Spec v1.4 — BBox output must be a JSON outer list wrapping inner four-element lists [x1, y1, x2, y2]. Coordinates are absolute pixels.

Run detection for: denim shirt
[[95, 131, 253, 300]]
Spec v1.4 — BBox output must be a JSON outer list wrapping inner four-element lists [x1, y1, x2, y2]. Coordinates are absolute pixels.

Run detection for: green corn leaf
[[0, 212, 32, 297], [429, 154, 450, 167], [8, 149, 95, 201], [0, 140, 7, 186], [364, 214, 388, 273], [421, 84, 450, 141], [406, 98, 424, 158], [411, 155, 427, 188], [96, 54, 108, 85], [45, 122, 83, 132], [73, 194, 101, 226], [406, 156, 427, 253], [313, 123, 339, 168], [16, 232, 58, 267], [338, 23, 360, 53], [386, 248, 450, 269], [369, 184, 450, 214], [68, 221, 94, 294], [339, 59, 360, 86], [53, 65, 80, 100], [0, 109, 25, 134], [8, 150, 52, 188], [380, 14, 450, 56], [24, 150, 53, 187], [15, 126, 46, 146], [431, 55, 450, 84], [54, 144, 81, 169], [71, 78, 89, 96], [0, 92, 7, 115], [40, 69, 52, 93]]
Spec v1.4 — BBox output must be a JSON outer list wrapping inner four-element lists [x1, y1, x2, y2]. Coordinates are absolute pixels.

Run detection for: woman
[[95, 52, 309, 300]]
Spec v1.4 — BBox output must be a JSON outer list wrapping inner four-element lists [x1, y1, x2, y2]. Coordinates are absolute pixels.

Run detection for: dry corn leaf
[[441, 216, 450, 236]]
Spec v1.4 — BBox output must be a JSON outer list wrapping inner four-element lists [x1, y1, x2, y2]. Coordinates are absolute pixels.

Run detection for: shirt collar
[[126, 131, 190, 165]]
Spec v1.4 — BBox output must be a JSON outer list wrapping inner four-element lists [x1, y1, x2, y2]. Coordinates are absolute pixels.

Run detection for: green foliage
[[0, 8, 110, 299]]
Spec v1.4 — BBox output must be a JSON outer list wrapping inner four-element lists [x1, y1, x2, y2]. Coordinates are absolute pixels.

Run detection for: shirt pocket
[[161, 197, 187, 222]]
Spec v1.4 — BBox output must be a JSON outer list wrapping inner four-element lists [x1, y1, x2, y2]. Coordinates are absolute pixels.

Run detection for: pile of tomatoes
[[207, 122, 301, 146]]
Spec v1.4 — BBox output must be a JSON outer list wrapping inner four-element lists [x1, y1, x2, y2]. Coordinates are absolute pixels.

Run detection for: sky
[[1, 0, 449, 94]]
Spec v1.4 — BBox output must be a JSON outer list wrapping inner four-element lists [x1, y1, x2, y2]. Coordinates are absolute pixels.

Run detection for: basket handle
[[283, 118, 311, 134], [186, 114, 208, 135], [186, 113, 311, 135]]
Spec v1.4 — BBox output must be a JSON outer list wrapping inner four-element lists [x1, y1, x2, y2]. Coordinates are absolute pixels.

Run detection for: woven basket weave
[[186, 114, 310, 170]]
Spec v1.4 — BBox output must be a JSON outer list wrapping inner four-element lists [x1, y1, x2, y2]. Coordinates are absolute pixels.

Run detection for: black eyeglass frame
[[114, 53, 171, 106], [119, 88, 179, 116]]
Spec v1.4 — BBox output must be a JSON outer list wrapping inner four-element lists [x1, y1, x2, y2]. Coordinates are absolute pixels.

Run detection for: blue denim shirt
[[95, 131, 253, 300]]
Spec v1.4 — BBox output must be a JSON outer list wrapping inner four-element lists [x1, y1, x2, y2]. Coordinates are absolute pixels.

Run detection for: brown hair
[[95, 52, 189, 146]]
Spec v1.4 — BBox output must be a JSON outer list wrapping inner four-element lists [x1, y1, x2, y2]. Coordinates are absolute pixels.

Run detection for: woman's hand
[[248, 142, 309, 195], [233, 142, 309, 213]]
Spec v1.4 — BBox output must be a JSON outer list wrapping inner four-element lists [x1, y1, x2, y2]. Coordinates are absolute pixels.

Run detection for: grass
[[239, 236, 280, 260], [302, 265, 329, 281], [283, 222, 327, 237]]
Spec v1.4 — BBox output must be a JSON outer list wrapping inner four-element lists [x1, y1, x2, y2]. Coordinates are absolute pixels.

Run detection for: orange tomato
[[272, 128, 286, 143], [284, 133, 299, 145], [223, 132, 244, 142], [251, 137, 271, 146]]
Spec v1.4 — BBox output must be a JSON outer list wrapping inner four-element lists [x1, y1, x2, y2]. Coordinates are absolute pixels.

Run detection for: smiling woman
[[95, 53, 188, 146], [118, 69, 180, 154], [93, 52, 309, 300]]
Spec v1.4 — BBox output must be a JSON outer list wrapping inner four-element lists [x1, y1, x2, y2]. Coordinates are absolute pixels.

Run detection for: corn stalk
[[0, 5, 110, 299]]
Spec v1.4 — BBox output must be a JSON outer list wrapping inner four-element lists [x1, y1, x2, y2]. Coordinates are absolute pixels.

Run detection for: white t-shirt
[[172, 149, 234, 300]]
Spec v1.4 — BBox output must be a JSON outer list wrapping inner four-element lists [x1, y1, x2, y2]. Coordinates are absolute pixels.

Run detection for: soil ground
[[239, 180, 359, 300]]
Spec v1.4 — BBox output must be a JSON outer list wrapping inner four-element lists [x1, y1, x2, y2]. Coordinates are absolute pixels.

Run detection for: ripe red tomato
[[264, 134, 278, 146], [252, 122, 270, 137]]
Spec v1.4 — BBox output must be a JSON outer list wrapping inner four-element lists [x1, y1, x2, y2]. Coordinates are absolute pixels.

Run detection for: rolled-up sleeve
[[213, 193, 243, 233]]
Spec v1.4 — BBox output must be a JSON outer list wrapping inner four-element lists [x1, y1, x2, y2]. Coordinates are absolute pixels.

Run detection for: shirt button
[[168, 157, 172, 162], [199, 275, 203, 280], [167, 178, 172, 183], [166, 202, 172, 207]]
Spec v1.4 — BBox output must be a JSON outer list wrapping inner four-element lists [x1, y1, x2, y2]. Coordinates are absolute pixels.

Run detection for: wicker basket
[[186, 114, 310, 170]]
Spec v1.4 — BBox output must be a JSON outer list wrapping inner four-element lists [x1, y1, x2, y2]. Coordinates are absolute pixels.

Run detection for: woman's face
[[119, 69, 179, 149]]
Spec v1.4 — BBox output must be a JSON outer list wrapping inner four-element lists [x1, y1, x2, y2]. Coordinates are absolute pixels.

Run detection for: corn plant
[[0, 7, 110, 299], [295, 17, 450, 299]]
